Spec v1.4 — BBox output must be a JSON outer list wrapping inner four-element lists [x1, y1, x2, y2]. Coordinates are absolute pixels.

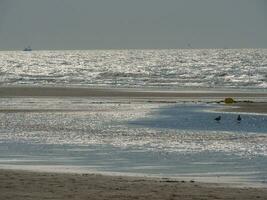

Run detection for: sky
[[0, 0, 266, 50]]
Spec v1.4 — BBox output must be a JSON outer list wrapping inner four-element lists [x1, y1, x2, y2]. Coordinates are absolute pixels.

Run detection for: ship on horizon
[[23, 46, 32, 51]]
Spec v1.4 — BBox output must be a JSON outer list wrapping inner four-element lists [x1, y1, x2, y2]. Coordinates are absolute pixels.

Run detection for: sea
[[0, 49, 267, 187], [0, 49, 267, 89]]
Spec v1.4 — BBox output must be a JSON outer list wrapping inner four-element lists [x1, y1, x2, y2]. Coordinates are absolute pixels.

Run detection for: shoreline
[[1, 164, 265, 188], [0, 169, 267, 200], [0, 169, 266, 200]]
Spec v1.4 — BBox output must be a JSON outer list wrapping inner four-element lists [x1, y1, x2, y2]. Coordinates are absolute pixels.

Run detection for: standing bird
[[214, 116, 221, 122], [237, 115, 242, 122]]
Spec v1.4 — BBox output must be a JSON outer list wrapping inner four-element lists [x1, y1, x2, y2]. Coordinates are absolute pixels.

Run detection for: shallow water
[[0, 97, 267, 186], [130, 104, 267, 133]]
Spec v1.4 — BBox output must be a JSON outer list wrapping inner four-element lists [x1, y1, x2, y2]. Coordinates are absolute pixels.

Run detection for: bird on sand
[[214, 116, 221, 122], [237, 115, 242, 122]]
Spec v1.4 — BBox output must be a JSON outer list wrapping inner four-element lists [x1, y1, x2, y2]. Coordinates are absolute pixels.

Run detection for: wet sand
[[0, 86, 267, 99], [0, 169, 266, 200], [222, 102, 267, 114], [1, 86, 267, 114]]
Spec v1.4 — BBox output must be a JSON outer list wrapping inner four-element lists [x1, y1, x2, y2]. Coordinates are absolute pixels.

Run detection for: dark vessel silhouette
[[23, 46, 32, 51]]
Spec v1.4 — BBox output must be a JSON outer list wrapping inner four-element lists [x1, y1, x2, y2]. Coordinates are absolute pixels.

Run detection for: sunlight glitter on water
[[1, 49, 267, 89], [0, 98, 267, 185], [0, 99, 267, 157]]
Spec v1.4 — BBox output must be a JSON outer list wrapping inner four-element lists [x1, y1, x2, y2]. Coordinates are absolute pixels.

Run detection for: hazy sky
[[0, 0, 266, 50]]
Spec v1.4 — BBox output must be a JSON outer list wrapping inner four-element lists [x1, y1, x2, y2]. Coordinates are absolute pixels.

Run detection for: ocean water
[[0, 49, 266, 89], [0, 98, 267, 186]]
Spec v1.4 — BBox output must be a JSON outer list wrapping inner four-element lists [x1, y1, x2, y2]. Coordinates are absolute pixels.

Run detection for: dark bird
[[214, 116, 221, 122], [237, 115, 242, 122]]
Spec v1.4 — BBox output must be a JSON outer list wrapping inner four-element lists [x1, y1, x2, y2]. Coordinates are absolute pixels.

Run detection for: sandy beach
[[1, 86, 267, 99], [1, 86, 267, 113], [0, 169, 266, 200], [0, 86, 267, 199]]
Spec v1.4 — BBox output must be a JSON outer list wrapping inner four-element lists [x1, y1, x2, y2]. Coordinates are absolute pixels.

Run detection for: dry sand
[[0, 169, 266, 200]]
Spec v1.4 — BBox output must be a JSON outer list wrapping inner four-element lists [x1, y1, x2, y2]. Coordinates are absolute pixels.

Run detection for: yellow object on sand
[[224, 97, 235, 104]]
